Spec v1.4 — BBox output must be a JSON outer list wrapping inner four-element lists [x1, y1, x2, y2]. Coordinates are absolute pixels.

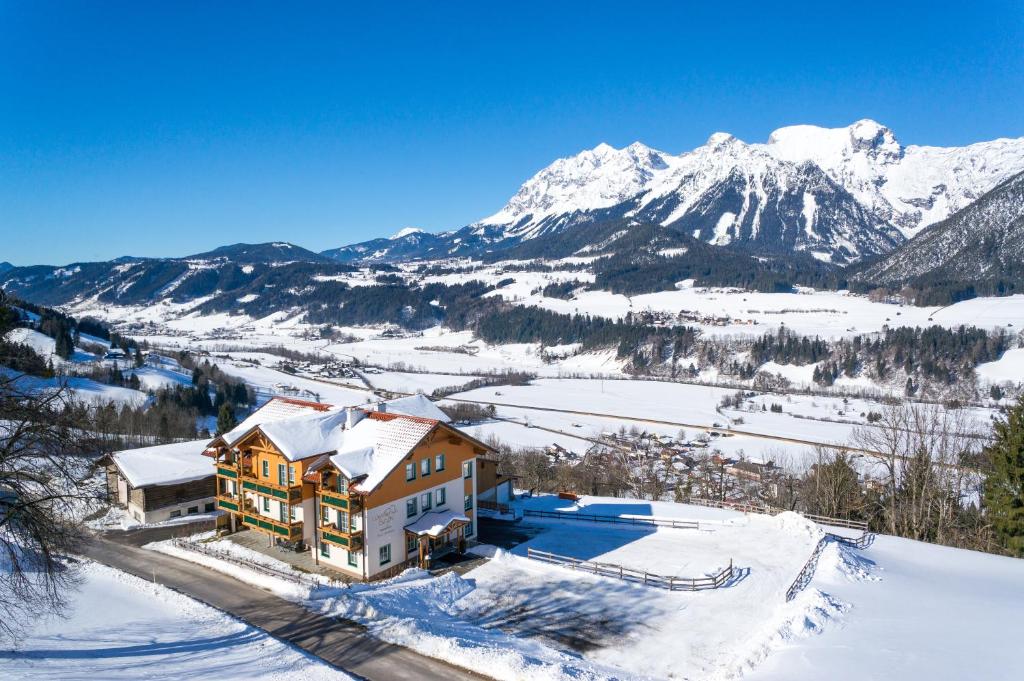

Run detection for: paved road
[[81, 536, 488, 681]]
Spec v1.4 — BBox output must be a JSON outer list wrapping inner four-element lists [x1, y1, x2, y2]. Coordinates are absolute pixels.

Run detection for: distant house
[[104, 439, 217, 523], [725, 460, 778, 482]]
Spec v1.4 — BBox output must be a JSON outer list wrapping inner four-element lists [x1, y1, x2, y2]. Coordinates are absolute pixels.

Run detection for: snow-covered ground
[[363, 369, 483, 395], [145, 494, 1024, 681], [490, 285, 1024, 339], [0, 561, 353, 681]]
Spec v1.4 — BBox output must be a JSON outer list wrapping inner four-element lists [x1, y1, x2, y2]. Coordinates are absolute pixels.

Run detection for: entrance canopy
[[404, 510, 470, 538]]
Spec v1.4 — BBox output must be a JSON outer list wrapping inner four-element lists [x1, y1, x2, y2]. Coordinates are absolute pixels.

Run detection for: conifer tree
[[216, 401, 237, 436], [983, 397, 1024, 556]]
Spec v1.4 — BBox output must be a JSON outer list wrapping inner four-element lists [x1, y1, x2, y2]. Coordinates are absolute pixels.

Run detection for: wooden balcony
[[240, 477, 303, 503], [240, 514, 304, 541], [320, 527, 363, 551], [320, 491, 362, 513], [215, 492, 241, 513]]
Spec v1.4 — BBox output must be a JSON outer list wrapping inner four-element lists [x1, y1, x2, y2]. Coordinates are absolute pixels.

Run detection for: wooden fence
[[527, 548, 733, 591], [684, 497, 869, 531], [523, 508, 699, 530], [803, 514, 869, 531], [784, 530, 875, 601]]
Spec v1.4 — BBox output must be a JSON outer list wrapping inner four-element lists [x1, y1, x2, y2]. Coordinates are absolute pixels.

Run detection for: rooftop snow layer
[[378, 393, 451, 422], [221, 396, 330, 446], [329, 412, 439, 492], [404, 509, 470, 537], [111, 439, 214, 488]]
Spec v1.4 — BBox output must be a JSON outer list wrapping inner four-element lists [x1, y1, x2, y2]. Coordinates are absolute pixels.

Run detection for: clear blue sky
[[2, 1, 1022, 266]]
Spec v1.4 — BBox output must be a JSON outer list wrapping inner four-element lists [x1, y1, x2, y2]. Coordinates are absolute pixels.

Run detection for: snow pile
[[772, 510, 824, 542]]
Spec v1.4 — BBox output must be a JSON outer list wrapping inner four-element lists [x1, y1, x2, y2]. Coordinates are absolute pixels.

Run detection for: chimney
[[376, 401, 387, 413], [345, 407, 365, 429]]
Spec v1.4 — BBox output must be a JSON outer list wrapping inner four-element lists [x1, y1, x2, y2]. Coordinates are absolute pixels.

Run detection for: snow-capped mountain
[[324, 120, 1024, 265], [766, 120, 1024, 238], [857, 170, 1024, 287]]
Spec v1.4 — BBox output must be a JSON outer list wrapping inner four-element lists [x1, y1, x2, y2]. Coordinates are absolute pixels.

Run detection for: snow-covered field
[[490, 284, 1024, 339], [144, 494, 1024, 681], [0, 561, 353, 681]]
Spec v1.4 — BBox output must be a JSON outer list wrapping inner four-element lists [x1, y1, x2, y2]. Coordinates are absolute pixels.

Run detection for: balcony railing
[[240, 478, 302, 503], [320, 492, 362, 512], [320, 527, 363, 551], [240, 514, 304, 540]]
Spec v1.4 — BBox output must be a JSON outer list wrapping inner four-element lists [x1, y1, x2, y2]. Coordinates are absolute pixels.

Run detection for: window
[[435, 488, 446, 506], [421, 492, 432, 511], [435, 453, 445, 471], [347, 550, 358, 567], [379, 544, 391, 565], [406, 497, 418, 518], [288, 465, 296, 485], [289, 504, 297, 521], [420, 458, 431, 476], [465, 520, 474, 537], [321, 542, 330, 558], [405, 462, 416, 482], [278, 463, 287, 486], [336, 510, 349, 531], [187, 506, 198, 515], [462, 461, 473, 479], [262, 496, 270, 512], [464, 493, 472, 511], [337, 475, 347, 493], [204, 502, 215, 513], [170, 509, 181, 518], [407, 535, 417, 553], [262, 459, 269, 478]]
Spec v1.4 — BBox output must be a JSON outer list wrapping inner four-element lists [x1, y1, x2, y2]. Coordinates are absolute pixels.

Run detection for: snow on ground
[[4, 327, 98, 364], [209, 358, 373, 406], [494, 287, 1024, 339], [0, 561, 353, 681], [364, 370, 483, 395], [87, 505, 222, 532], [1, 369, 148, 407], [747, 535, 1024, 681], [976, 346, 1024, 386], [458, 515, 829, 681], [150, 535, 632, 681], [130, 365, 192, 391]]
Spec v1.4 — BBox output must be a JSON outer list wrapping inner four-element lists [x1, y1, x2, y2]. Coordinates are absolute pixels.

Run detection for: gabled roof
[[329, 412, 439, 493], [219, 396, 330, 447], [111, 439, 214, 488]]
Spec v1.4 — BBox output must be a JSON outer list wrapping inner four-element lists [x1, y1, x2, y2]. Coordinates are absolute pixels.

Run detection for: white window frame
[[462, 460, 473, 479], [379, 544, 391, 565], [405, 462, 416, 481], [406, 497, 417, 518], [421, 492, 432, 511], [435, 453, 445, 471], [420, 457, 431, 476], [436, 488, 446, 506]]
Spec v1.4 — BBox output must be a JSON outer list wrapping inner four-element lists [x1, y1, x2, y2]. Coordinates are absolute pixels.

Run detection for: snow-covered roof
[[111, 439, 214, 488], [221, 396, 330, 447], [377, 393, 450, 422], [404, 509, 470, 537], [329, 412, 438, 492]]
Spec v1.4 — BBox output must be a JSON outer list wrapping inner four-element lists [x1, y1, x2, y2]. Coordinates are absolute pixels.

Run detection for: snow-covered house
[[104, 439, 217, 523], [207, 394, 492, 580]]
